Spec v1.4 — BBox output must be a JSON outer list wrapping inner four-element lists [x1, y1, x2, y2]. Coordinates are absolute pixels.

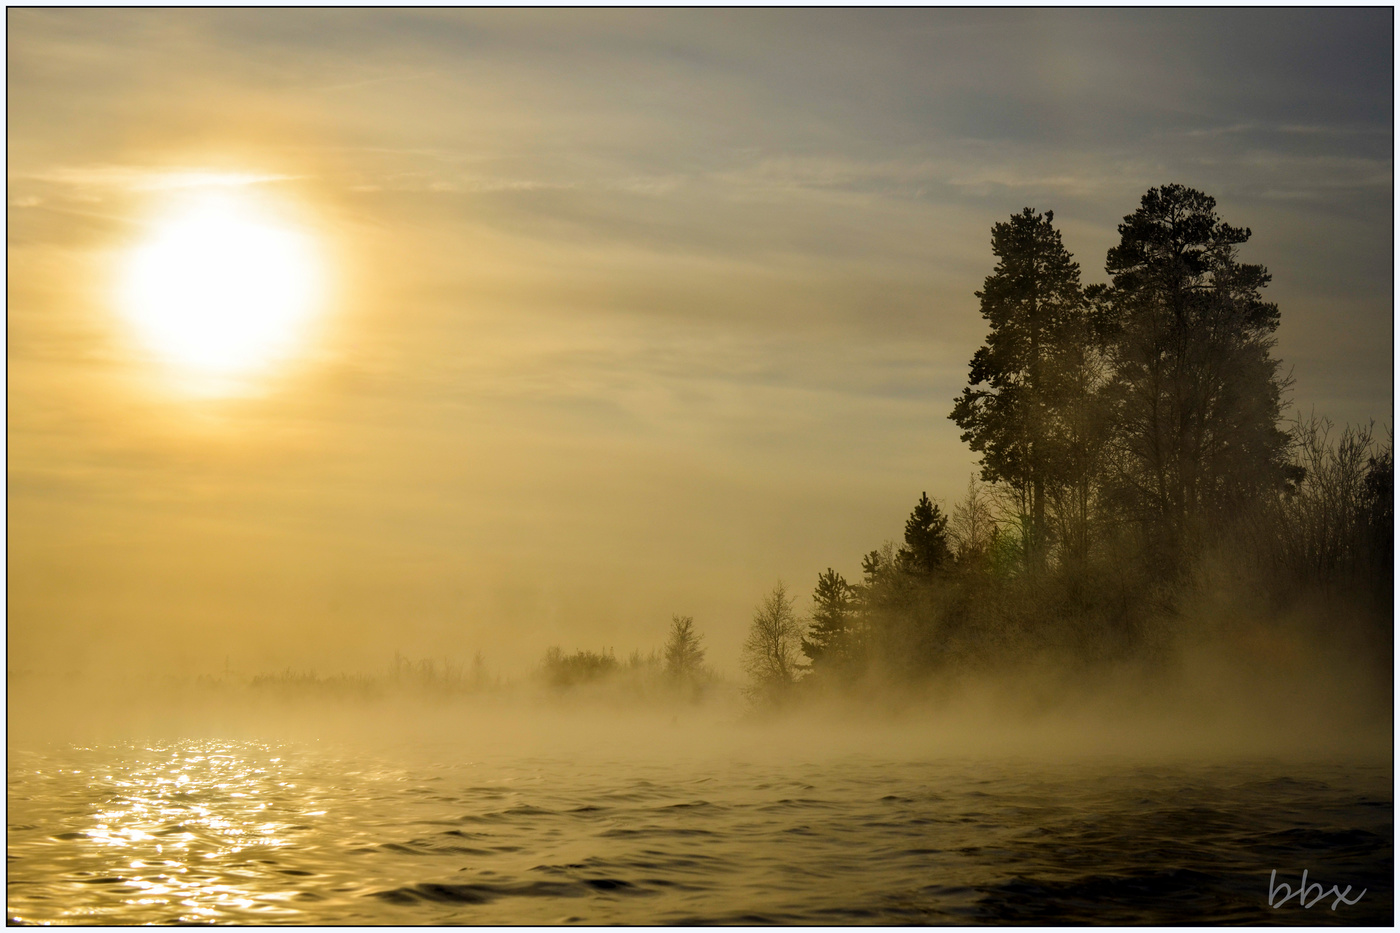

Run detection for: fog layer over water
[[8, 638, 1392, 925]]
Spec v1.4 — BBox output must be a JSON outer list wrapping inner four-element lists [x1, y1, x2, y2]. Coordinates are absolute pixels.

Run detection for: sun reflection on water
[[8, 740, 1395, 925], [8, 741, 325, 924]]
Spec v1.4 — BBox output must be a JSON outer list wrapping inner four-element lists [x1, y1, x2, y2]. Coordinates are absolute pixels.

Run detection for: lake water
[[7, 736, 1391, 924]]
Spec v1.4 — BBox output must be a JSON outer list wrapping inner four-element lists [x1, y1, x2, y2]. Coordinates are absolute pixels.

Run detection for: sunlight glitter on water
[[8, 742, 323, 923], [8, 738, 1392, 925]]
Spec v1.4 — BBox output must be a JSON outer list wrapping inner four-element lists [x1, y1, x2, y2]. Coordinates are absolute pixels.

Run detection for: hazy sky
[[8, 9, 1392, 676]]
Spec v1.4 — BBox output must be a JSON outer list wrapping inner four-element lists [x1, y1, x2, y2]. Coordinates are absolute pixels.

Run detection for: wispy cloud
[[1180, 122, 1393, 139], [16, 166, 302, 193], [708, 147, 1160, 203]]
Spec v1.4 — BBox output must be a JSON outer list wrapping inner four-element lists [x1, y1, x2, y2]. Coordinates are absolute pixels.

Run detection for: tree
[[1270, 416, 1391, 598], [801, 568, 855, 669], [540, 647, 618, 688], [742, 581, 803, 704], [859, 542, 898, 591], [950, 208, 1094, 570], [949, 475, 997, 567], [663, 614, 706, 682], [1100, 184, 1294, 565], [1361, 442, 1392, 593], [896, 492, 951, 578], [852, 540, 900, 621], [1361, 442, 1393, 616]]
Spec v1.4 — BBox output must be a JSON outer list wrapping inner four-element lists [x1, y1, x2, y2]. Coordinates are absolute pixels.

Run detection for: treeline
[[739, 184, 1392, 703], [239, 651, 500, 699], [537, 614, 714, 701], [198, 616, 715, 706]]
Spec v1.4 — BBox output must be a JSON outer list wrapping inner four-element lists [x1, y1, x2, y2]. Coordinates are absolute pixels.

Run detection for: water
[[7, 737, 1391, 924]]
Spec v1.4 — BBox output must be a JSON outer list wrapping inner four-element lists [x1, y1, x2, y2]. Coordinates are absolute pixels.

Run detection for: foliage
[[896, 492, 952, 577], [774, 183, 1390, 699], [249, 669, 383, 699], [541, 647, 619, 688], [1361, 447, 1393, 609], [1100, 184, 1295, 567], [948, 476, 997, 567], [801, 568, 855, 670], [1265, 415, 1392, 605], [625, 647, 662, 673], [950, 207, 1099, 569], [852, 541, 901, 655]]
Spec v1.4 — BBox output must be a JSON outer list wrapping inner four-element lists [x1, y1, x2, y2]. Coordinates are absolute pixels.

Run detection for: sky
[[7, 9, 1393, 678]]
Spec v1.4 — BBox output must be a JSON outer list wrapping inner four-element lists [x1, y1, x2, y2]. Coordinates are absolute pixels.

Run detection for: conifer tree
[[950, 208, 1093, 570], [1100, 184, 1293, 564], [801, 568, 855, 668], [896, 492, 951, 578]]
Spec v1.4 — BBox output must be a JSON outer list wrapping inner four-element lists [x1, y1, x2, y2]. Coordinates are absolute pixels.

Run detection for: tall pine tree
[[950, 208, 1093, 570], [1100, 185, 1293, 565]]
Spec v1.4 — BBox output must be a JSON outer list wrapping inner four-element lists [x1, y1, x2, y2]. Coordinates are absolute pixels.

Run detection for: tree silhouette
[[663, 614, 706, 682], [801, 568, 855, 669], [742, 581, 803, 704], [1101, 184, 1294, 565], [949, 475, 997, 567], [896, 492, 951, 578], [950, 208, 1094, 570]]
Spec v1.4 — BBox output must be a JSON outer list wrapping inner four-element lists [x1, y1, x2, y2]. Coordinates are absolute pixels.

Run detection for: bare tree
[[742, 581, 803, 705], [1271, 415, 1390, 593], [949, 475, 997, 565]]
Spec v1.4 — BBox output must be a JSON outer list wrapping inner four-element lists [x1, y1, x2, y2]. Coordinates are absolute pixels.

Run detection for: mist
[[8, 8, 1392, 926], [11, 562, 1391, 772]]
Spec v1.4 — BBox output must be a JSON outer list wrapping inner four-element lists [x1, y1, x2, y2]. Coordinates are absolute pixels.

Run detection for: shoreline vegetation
[[9, 184, 1390, 747], [732, 184, 1392, 718]]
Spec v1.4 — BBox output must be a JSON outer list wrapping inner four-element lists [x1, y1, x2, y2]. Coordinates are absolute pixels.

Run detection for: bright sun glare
[[120, 187, 323, 386]]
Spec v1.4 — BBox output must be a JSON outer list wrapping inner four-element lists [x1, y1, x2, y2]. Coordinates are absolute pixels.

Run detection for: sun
[[119, 187, 324, 388]]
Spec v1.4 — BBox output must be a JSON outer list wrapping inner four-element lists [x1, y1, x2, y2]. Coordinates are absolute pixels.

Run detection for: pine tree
[[896, 492, 951, 578], [801, 568, 855, 668], [1100, 184, 1293, 564], [950, 208, 1094, 570]]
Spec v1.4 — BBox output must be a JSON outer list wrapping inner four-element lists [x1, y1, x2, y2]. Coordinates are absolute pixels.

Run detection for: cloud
[[18, 166, 302, 193], [6, 9, 1392, 676], [1181, 122, 1392, 139]]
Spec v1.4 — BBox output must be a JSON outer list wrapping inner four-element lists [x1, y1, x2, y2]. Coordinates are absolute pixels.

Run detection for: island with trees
[[739, 183, 1391, 709]]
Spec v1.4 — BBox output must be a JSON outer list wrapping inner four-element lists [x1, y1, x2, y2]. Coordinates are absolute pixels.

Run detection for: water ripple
[[6, 741, 1391, 924]]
